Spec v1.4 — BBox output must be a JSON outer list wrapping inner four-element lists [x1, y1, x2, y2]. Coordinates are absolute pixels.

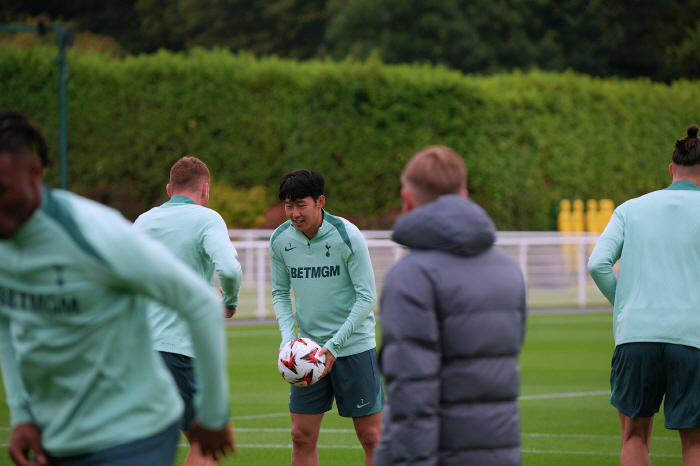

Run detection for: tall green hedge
[[2, 46, 699, 230]]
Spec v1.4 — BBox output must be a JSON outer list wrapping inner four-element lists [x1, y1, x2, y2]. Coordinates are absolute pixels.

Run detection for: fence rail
[[226, 230, 609, 320]]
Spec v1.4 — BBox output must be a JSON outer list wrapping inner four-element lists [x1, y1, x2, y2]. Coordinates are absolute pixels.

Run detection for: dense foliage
[[2, 46, 699, 229], [4, 0, 700, 80]]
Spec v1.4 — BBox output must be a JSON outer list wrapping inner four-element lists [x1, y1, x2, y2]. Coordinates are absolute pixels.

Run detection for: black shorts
[[611, 342, 700, 429], [289, 348, 384, 418], [160, 351, 197, 431]]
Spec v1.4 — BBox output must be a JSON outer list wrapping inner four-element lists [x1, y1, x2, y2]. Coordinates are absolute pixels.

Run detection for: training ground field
[[0, 312, 686, 465]]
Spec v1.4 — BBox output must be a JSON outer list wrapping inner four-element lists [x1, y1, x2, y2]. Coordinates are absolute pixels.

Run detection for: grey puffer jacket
[[374, 194, 527, 466]]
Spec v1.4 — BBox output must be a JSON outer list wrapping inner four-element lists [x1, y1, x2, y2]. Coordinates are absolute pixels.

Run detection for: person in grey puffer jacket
[[374, 146, 527, 466]]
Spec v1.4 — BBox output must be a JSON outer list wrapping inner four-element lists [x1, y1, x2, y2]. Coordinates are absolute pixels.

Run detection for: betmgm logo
[[286, 265, 341, 279]]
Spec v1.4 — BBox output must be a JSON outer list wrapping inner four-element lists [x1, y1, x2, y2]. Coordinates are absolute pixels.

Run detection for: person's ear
[[462, 188, 469, 199], [669, 163, 674, 177], [166, 184, 172, 198], [401, 187, 415, 213], [316, 195, 326, 209]]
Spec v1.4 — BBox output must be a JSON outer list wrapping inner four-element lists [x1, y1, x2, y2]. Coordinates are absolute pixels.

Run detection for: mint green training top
[[270, 211, 377, 358], [588, 180, 700, 349], [133, 195, 242, 357], [0, 188, 229, 457]]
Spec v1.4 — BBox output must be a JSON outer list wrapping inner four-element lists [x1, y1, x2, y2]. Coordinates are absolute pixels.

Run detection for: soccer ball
[[278, 338, 326, 387]]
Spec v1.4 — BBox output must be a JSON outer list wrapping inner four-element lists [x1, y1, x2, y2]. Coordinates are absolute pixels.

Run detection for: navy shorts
[[611, 342, 700, 429], [46, 421, 179, 466], [289, 348, 384, 418], [160, 351, 197, 431]]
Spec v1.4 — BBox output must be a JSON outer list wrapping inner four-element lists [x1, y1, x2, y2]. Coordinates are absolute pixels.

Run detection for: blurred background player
[[133, 156, 242, 466], [269, 169, 383, 466], [588, 125, 700, 466], [374, 146, 527, 466], [0, 111, 234, 466]]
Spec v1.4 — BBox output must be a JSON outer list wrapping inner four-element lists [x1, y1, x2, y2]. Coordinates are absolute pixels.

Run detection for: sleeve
[[270, 238, 296, 348], [325, 231, 377, 357], [98, 220, 230, 429], [379, 260, 440, 465], [201, 213, 242, 310], [588, 208, 624, 305], [0, 315, 33, 426]]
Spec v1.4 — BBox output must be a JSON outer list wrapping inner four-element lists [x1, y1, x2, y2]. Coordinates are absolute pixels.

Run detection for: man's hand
[[8, 423, 48, 466], [188, 419, 235, 461], [220, 287, 236, 318], [317, 347, 336, 378]]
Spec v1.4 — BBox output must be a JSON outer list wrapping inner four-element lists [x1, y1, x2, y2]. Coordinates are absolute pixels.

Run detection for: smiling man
[[269, 169, 382, 466]]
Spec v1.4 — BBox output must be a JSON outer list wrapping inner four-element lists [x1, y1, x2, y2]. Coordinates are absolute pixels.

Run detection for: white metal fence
[[226, 230, 610, 320]]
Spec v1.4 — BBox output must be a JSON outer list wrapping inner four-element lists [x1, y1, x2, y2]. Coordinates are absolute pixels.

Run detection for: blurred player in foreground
[[589, 125, 700, 466], [270, 169, 383, 466], [0, 111, 233, 466], [374, 146, 527, 466], [134, 156, 242, 466]]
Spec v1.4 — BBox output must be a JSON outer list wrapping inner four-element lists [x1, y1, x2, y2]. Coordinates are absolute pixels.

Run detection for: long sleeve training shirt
[[0, 187, 229, 457], [269, 210, 377, 358], [588, 180, 700, 348], [133, 195, 242, 357]]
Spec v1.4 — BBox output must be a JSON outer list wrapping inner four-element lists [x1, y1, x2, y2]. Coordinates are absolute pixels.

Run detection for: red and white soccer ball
[[278, 338, 327, 387]]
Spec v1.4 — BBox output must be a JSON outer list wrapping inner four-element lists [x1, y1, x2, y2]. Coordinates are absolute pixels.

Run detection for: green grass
[[0, 313, 686, 465]]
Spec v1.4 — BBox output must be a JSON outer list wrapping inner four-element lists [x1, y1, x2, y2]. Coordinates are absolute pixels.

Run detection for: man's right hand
[[9, 423, 48, 466], [189, 419, 236, 461]]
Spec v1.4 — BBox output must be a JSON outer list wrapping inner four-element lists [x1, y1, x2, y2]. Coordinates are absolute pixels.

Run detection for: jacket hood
[[391, 194, 496, 256]]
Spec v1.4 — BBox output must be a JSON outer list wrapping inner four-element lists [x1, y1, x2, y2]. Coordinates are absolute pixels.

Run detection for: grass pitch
[[0, 312, 687, 465]]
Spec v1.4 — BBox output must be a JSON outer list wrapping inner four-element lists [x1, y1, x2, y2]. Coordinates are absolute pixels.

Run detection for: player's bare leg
[[619, 411, 653, 466], [352, 411, 382, 466], [679, 426, 700, 466], [290, 412, 324, 466], [183, 430, 217, 466]]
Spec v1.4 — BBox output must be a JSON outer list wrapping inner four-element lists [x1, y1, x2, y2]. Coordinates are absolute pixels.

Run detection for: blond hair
[[169, 156, 210, 191], [401, 145, 466, 206]]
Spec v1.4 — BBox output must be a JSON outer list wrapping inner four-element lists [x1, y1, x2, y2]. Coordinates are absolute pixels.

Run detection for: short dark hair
[[169, 156, 210, 191], [278, 169, 325, 202], [0, 111, 51, 166], [673, 125, 700, 166]]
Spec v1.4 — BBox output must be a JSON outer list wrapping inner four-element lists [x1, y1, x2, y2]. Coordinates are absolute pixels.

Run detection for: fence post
[[518, 242, 528, 288], [256, 246, 266, 319], [577, 240, 587, 309]]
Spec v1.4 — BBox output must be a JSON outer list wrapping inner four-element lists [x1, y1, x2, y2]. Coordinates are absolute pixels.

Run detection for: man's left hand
[[318, 347, 336, 378], [9, 423, 48, 466]]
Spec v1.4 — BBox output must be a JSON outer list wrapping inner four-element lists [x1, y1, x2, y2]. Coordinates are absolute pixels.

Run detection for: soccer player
[[374, 146, 527, 466], [134, 156, 242, 466], [588, 125, 700, 466], [269, 169, 382, 466], [0, 111, 233, 466]]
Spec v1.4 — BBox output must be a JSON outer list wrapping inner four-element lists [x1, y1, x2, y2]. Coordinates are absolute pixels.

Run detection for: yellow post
[[558, 200, 573, 272], [585, 199, 599, 233], [598, 199, 615, 232]]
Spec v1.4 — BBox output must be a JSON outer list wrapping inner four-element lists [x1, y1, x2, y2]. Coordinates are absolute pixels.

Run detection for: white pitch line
[[523, 432, 678, 441], [236, 428, 355, 433], [519, 390, 609, 400], [523, 449, 681, 458], [230, 409, 338, 421], [225, 329, 280, 337]]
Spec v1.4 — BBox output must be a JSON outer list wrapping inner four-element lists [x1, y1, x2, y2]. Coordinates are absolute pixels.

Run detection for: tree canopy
[[4, 0, 700, 79]]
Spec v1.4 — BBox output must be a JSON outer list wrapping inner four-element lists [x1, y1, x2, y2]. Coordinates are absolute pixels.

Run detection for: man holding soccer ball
[[270, 169, 383, 466]]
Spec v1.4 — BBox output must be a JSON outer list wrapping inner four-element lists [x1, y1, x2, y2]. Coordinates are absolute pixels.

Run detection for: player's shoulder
[[40, 187, 134, 264], [322, 211, 365, 253], [270, 220, 293, 247]]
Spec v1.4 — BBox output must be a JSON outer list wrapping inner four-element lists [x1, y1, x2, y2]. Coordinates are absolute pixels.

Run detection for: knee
[[357, 426, 381, 450], [291, 425, 318, 449]]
